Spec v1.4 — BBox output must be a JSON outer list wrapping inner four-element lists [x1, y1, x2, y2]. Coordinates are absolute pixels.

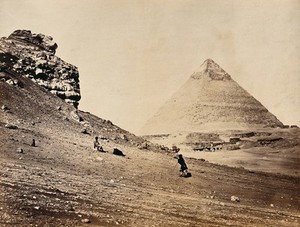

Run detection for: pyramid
[[141, 59, 283, 135]]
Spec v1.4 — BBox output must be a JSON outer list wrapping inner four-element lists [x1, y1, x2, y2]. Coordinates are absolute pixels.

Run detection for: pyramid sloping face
[[141, 59, 283, 135]]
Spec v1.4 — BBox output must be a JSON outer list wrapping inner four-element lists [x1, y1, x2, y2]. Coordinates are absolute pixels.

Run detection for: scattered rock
[[96, 157, 103, 162], [138, 142, 149, 150], [5, 123, 18, 129], [1, 105, 9, 112], [56, 106, 62, 111], [110, 179, 115, 184], [231, 196, 240, 202], [16, 148, 23, 153], [113, 148, 125, 157], [270, 204, 274, 207], [34, 206, 40, 210], [6, 78, 20, 87], [172, 145, 180, 152], [159, 145, 169, 152], [81, 218, 91, 223], [71, 110, 83, 122], [105, 120, 112, 125], [67, 207, 75, 212], [229, 137, 241, 144], [81, 128, 89, 134], [118, 134, 129, 141], [220, 202, 225, 206]]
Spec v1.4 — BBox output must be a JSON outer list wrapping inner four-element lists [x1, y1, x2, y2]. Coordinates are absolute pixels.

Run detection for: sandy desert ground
[[0, 41, 299, 226], [1, 124, 300, 227], [145, 128, 300, 177]]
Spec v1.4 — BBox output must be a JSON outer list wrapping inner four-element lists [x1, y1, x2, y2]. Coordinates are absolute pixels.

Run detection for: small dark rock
[[231, 196, 240, 202], [138, 142, 149, 150], [81, 128, 89, 134], [16, 148, 23, 153], [113, 148, 125, 157], [5, 123, 18, 129], [81, 218, 91, 223], [1, 105, 9, 112]]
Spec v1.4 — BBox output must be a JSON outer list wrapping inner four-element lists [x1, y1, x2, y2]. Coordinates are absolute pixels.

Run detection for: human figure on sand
[[93, 136, 104, 152], [177, 154, 191, 177], [31, 139, 36, 147]]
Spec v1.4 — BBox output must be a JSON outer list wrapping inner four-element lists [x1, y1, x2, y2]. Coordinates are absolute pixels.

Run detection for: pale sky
[[1, 0, 299, 134]]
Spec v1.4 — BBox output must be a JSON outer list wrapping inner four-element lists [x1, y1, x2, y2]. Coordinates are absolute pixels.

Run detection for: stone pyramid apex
[[192, 59, 231, 80]]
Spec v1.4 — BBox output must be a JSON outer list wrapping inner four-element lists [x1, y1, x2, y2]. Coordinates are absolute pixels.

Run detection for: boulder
[[1, 105, 9, 112], [113, 148, 125, 157], [231, 196, 240, 202], [81, 218, 91, 223], [5, 123, 18, 129], [16, 148, 23, 153]]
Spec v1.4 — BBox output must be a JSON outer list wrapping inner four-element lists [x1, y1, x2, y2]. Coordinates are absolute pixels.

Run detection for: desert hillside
[[0, 31, 299, 226]]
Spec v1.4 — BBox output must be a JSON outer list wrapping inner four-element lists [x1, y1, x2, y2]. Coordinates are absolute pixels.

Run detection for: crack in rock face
[[0, 30, 81, 108]]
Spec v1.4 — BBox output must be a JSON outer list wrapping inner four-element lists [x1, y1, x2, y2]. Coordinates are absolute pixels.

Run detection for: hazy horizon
[[1, 0, 299, 134]]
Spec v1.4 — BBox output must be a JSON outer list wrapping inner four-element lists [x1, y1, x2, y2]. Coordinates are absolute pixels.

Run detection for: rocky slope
[[0, 66, 161, 152], [0, 30, 81, 108], [0, 72, 299, 226], [1, 31, 299, 226], [141, 59, 284, 135]]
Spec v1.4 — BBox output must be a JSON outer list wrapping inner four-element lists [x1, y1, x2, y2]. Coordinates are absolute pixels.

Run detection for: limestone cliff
[[0, 30, 81, 108]]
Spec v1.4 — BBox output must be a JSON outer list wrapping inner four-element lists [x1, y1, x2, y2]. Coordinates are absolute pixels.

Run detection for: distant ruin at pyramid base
[[142, 121, 283, 136], [140, 59, 283, 136]]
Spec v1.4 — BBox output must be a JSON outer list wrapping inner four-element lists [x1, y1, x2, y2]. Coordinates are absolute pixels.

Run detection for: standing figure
[[177, 154, 188, 176], [31, 139, 36, 147]]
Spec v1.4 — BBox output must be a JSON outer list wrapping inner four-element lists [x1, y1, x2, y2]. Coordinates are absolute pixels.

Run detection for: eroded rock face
[[0, 30, 81, 108]]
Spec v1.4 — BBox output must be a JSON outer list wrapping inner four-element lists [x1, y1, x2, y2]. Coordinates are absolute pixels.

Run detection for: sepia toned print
[[0, 0, 299, 226]]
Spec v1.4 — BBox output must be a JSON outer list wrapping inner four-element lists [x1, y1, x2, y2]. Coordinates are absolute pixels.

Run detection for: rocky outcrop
[[0, 30, 81, 108]]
